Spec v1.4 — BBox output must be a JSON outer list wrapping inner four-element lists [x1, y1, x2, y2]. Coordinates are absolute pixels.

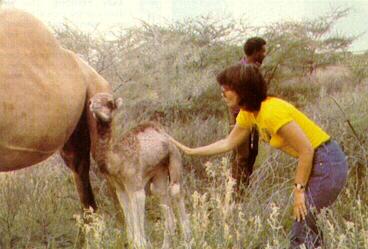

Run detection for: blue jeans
[[289, 140, 348, 249]]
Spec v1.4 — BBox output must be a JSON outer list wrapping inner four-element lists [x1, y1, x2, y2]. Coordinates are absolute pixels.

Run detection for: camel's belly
[[0, 149, 54, 171], [0, 51, 87, 171], [0, 90, 85, 170]]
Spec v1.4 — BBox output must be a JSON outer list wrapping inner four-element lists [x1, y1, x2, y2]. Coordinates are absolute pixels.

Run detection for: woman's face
[[221, 86, 240, 108]]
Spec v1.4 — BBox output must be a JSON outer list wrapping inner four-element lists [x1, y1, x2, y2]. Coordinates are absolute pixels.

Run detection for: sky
[[2, 0, 368, 52]]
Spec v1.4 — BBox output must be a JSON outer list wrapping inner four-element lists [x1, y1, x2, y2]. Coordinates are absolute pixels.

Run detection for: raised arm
[[169, 124, 250, 156]]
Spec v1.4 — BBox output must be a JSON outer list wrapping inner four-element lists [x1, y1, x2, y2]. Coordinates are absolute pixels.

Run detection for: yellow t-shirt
[[236, 97, 330, 157]]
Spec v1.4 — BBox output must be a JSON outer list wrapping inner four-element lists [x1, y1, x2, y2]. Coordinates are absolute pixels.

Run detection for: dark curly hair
[[243, 37, 266, 56], [216, 64, 267, 112]]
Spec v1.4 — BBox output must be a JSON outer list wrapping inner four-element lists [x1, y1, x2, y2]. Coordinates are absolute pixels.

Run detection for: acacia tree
[[262, 7, 356, 84]]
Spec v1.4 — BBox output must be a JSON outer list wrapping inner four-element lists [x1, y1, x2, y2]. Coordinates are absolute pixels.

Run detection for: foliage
[[0, 7, 367, 249], [343, 52, 368, 85], [262, 7, 356, 84]]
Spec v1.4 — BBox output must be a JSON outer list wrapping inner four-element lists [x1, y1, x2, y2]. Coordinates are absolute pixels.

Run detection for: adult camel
[[0, 8, 112, 210]]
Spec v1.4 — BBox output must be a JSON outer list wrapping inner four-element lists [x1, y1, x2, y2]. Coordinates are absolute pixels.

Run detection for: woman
[[170, 64, 348, 248]]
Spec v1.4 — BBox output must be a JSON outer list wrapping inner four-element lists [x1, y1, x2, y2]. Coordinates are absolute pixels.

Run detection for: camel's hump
[[0, 9, 59, 54]]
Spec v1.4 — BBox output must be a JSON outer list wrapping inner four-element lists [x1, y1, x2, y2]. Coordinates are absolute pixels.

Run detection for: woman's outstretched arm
[[169, 124, 250, 156]]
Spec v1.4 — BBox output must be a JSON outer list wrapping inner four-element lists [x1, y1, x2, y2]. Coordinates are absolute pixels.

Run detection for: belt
[[315, 139, 331, 151]]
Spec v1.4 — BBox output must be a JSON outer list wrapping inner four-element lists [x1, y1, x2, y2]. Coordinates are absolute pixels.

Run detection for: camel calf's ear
[[115, 98, 123, 108]]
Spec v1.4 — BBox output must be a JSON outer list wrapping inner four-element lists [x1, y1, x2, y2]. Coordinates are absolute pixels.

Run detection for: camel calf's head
[[89, 93, 123, 123]]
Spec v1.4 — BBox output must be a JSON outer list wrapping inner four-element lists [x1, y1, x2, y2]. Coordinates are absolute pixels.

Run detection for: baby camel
[[89, 93, 191, 249]]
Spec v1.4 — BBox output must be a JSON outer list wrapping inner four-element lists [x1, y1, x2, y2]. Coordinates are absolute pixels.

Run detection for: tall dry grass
[[0, 12, 367, 249]]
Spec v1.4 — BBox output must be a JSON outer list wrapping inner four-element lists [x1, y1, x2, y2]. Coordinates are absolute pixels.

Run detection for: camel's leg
[[168, 147, 191, 248], [151, 168, 176, 249], [60, 110, 97, 210], [115, 182, 148, 249]]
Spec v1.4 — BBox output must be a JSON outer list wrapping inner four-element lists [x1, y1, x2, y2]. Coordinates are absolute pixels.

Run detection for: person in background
[[231, 37, 267, 190], [170, 64, 348, 248]]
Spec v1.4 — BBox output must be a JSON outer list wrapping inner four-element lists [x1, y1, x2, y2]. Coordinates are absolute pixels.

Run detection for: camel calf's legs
[[151, 169, 176, 249], [114, 184, 135, 244], [105, 178, 126, 225], [115, 181, 148, 249], [129, 187, 147, 249], [171, 190, 191, 248], [168, 146, 192, 248]]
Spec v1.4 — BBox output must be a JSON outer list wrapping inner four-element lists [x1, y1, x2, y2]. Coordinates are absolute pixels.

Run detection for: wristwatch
[[294, 183, 305, 191]]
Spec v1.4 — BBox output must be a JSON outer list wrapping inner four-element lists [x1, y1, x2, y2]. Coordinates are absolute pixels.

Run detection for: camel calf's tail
[[150, 122, 184, 197], [167, 141, 183, 197]]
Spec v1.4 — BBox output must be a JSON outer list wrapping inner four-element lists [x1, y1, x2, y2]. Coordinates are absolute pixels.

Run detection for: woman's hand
[[293, 189, 307, 222], [167, 124, 250, 156]]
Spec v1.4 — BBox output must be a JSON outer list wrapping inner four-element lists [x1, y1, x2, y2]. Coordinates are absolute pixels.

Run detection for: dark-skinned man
[[230, 37, 267, 191]]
